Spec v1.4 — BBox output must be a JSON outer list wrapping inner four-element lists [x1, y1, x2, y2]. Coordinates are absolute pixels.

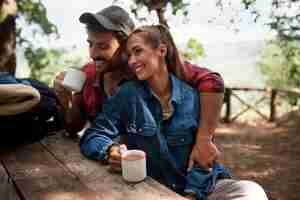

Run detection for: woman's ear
[[158, 43, 167, 57]]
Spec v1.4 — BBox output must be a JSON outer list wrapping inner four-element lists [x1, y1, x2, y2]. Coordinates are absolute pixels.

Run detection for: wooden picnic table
[[0, 132, 187, 200]]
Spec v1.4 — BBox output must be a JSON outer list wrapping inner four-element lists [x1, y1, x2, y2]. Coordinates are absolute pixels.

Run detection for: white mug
[[121, 150, 147, 182], [62, 68, 86, 92]]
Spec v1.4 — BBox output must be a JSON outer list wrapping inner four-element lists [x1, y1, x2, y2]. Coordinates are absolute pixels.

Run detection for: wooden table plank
[[1, 142, 102, 200], [42, 133, 188, 200], [0, 163, 20, 200]]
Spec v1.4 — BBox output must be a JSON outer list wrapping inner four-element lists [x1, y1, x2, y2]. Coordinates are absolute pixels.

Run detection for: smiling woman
[[127, 30, 168, 81]]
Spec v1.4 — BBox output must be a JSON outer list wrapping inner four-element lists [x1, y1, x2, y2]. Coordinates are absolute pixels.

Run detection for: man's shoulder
[[184, 61, 213, 74]]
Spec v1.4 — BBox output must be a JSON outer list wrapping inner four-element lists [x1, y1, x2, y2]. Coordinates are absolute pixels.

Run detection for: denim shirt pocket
[[126, 123, 158, 156], [166, 133, 194, 146], [168, 114, 198, 133], [165, 132, 194, 171]]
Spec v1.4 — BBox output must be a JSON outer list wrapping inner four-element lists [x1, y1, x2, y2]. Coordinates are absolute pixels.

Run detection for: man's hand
[[107, 144, 127, 172], [53, 71, 72, 110], [188, 137, 220, 171], [188, 93, 224, 171]]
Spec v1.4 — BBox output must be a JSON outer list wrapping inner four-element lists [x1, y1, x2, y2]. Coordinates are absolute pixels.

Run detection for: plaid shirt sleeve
[[183, 61, 225, 93]]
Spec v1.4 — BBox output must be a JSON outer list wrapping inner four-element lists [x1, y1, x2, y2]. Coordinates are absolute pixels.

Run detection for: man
[[54, 5, 223, 172]]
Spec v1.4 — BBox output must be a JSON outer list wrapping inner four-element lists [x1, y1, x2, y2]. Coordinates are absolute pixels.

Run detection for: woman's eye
[[134, 48, 142, 55]]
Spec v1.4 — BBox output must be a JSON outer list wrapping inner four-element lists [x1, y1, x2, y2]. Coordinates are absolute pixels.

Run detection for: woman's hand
[[188, 137, 220, 172], [53, 71, 72, 110], [107, 144, 127, 172]]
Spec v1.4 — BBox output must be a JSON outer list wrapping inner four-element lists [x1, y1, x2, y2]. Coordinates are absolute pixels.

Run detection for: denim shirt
[[80, 74, 230, 199]]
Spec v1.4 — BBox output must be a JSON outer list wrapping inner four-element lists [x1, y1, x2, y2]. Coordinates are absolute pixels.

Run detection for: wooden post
[[224, 88, 232, 123], [269, 89, 277, 122]]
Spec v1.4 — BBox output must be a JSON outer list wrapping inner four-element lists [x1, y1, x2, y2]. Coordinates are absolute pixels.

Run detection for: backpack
[[0, 73, 63, 149], [23, 78, 64, 132]]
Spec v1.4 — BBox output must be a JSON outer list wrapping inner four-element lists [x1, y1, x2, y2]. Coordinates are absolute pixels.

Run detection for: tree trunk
[[146, 0, 169, 27], [155, 8, 169, 28], [0, 0, 17, 75]]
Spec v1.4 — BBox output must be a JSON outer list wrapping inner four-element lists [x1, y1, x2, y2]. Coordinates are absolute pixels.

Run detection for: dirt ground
[[216, 110, 300, 200]]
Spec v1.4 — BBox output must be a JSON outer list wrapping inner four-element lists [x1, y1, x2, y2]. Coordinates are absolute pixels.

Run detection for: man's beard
[[94, 59, 109, 73]]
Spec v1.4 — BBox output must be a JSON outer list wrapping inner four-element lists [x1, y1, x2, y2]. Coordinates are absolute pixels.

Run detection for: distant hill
[[198, 40, 266, 87]]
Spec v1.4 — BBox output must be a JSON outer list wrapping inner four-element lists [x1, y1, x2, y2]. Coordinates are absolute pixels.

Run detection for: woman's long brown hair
[[109, 25, 188, 82]]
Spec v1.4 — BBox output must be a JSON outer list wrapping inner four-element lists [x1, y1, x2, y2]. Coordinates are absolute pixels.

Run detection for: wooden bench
[[0, 132, 187, 200]]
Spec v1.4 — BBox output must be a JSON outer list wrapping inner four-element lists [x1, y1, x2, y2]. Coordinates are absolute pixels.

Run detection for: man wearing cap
[[54, 5, 223, 176]]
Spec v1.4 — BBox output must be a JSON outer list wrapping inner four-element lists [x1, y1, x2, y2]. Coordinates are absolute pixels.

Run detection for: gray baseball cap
[[79, 5, 135, 36]]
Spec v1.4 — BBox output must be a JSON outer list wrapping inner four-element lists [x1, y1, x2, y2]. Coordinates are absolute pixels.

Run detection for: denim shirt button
[[172, 184, 176, 189], [180, 138, 185, 142], [138, 128, 142, 132]]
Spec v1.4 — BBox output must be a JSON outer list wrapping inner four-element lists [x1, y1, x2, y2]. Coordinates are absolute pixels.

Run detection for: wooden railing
[[222, 87, 300, 123]]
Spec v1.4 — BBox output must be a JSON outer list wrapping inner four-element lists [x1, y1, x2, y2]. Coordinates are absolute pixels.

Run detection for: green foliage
[[16, 0, 60, 83], [215, 0, 300, 105], [24, 47, 62, 83], [131, 0, 189, 17], [24, 46, 85, 85], [267, 0, 300, 41], [217, 0, 300, 41], [182, 38, 204, 61], [258, 39, 300, 104], [168, 0, 189, 15], [16, 1, 87, 85], [131, 0, 300, 41], [17, 0, 57, 35]]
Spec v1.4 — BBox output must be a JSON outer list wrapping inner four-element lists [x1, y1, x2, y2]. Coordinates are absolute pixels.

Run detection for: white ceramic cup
[[62, 68, 86, 92], [121, 150, 147, 182]]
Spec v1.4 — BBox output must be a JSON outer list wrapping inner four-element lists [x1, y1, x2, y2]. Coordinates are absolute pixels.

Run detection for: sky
[[18, 0, 272, 86], [39, 0, 271, 47]]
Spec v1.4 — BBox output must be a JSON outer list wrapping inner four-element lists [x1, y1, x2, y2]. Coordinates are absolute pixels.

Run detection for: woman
[[80, 25, 268, 200]]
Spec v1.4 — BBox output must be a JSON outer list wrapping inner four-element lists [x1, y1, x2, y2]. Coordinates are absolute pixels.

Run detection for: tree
[[215, 0, 300, 41], [128, 0, 300, 42], [124, 0, 205, 62], [215, 0, 300, 94], [17, 0, 60, 79], [0, 0, 58, 77], [259, 39, 300, 88], [129, 0, 189, 27], [258, 39, 300, 105], [234, 0, 300, 93], [26, 47, 85, 85], [182, 38, 205, 61], [0, 0, 17, 74]]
